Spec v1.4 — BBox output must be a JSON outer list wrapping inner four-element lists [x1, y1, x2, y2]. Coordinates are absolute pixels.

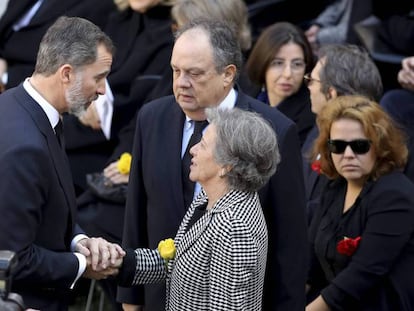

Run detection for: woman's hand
[[104, 161, 129, 184]]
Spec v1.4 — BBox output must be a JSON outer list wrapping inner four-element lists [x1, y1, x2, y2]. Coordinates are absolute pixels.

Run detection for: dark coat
[[117, 89, 308, 311], [256, 84, 315, 147], [63, 6, 174, 191], [0, 85, 82, 310], [0, 0, 115, 88], [302, 125, 330, 223], [308, 172, 414, 310]]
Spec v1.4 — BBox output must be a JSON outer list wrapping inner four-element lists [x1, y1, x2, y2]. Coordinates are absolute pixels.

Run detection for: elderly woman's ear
[[219, 166, 232, 178]]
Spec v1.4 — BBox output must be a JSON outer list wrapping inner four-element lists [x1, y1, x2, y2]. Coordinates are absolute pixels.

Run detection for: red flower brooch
[[337, 236, 361, 256], [311, 154, 321, 174]]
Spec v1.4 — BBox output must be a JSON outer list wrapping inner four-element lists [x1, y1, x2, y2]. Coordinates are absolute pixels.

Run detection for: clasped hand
[[76, 237, 125, 280], [398, 56, 414, 91]]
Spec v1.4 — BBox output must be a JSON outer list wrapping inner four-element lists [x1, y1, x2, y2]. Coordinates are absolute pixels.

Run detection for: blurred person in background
[[380, 55, 414, 183], [307, 95, 414, 310], [64, 0, 175, 195], [302, 44, 383, 224], [245, 21, 315, 146], [0, 0, 115, 92]]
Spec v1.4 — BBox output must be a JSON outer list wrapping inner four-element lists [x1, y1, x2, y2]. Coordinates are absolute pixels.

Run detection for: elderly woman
[[118, 107, 280, 310], [307, 95, 414, 310], [245, 21, 315, 146]]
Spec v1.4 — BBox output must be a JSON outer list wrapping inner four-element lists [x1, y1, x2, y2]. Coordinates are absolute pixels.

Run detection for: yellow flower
[[158, 238, 176, 261], [117, 152, 132, 175]]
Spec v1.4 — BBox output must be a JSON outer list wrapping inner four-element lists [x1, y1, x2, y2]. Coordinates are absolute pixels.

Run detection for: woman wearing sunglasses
[[306, 95, 414, 310]]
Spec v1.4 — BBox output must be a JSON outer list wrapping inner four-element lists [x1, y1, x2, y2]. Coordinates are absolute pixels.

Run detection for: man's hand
[[0, 58, 7, 93], [305, 25, 320, 53], [83, 255, 123, 280], [76, 237, 125, 271], [79, 102, 102, 130], [398, 56, 414, 91], [104, 161, 130, 185]]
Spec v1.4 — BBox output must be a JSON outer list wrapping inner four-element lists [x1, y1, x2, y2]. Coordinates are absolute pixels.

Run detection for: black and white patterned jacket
[[123, 189, 268, 311]]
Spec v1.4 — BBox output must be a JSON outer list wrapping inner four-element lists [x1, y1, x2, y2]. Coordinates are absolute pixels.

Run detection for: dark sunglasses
[[327, 139, 372, 154]]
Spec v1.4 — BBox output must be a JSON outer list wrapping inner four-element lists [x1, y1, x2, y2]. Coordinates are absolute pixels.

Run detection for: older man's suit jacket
[[0, 85, 82, 310], [118, 90, 308, 311], [0, 0, 115, 88], [119, 190, 268, 311]]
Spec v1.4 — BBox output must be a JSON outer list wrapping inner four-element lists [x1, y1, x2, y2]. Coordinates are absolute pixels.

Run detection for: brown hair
[[312, 95, 408, 180], [245, 21, 313, 86]]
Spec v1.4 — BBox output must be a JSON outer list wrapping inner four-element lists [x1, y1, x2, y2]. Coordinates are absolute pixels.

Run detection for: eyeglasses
[[303, 73, 321, 86], [327, 139, 372, 154], [269, 59, 306, 73]]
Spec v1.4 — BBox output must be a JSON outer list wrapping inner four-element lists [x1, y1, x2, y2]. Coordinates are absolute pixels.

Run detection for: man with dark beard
[[0, 16, 125, 311]]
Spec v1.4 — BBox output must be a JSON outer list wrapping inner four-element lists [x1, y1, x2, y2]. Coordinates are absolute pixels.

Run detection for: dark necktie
[[182, 120, 208, 209], [54, 119, 65, 149]]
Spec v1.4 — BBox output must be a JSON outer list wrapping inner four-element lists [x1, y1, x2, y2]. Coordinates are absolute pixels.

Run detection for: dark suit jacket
[[0, 0, 115, 89], [0, 85, 81, 310], [118, 90, 308, 311], [302, 125, 329, 224]]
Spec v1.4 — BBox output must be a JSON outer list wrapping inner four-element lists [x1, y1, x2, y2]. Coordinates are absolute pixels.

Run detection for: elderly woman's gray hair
[[206, 107, 280, 192]]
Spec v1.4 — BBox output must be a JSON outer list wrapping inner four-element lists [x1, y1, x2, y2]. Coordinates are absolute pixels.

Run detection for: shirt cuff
[[71, 234, 89, 251], [71, 252, 87, 289], [1, 72, 8, 85]]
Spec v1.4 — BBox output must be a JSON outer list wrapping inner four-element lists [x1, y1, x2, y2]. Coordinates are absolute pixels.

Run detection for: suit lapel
[[174, 194, 210, 262], [173, 190, 247, 262], [165, 102, 187, 213], [234, 87, 252, 111], [14, 86, 77, 218]]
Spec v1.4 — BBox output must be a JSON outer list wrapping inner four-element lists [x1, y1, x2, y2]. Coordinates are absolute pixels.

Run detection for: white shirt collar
[[218, 87, 237, 110], [184, 88, 238, 124], [23, 78, 60, 129]]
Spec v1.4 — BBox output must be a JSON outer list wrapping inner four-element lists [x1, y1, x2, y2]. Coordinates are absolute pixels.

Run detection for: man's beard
[[65, 73, 92, 118]]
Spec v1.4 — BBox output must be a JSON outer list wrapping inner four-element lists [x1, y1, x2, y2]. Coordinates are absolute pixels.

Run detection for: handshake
[[75, 237, 125, 280]]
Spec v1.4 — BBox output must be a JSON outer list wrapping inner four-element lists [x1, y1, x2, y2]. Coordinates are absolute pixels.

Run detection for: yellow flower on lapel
[[158, 238, 176, 262], [117, 152, 132, 174]]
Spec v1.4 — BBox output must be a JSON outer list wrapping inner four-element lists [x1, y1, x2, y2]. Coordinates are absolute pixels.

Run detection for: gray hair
[[317, 44, 383, 101], [34, 16, 114, 76], [206, 107, 280, 192], [175, 19, 243, 80], [171, 0, 251, 51]]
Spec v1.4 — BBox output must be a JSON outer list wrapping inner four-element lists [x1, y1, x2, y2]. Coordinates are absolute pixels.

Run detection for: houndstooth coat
[[130, 189, 268, 311]]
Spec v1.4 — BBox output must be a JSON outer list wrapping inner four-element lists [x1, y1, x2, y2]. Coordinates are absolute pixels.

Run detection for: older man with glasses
[[301, 44, 383, 225]]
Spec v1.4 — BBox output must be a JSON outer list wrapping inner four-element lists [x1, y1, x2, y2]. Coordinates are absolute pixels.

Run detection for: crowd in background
[[0, 0, 413, 310]]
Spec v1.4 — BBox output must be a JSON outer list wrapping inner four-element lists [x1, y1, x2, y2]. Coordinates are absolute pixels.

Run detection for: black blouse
[[308, 172, 414, 310]]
